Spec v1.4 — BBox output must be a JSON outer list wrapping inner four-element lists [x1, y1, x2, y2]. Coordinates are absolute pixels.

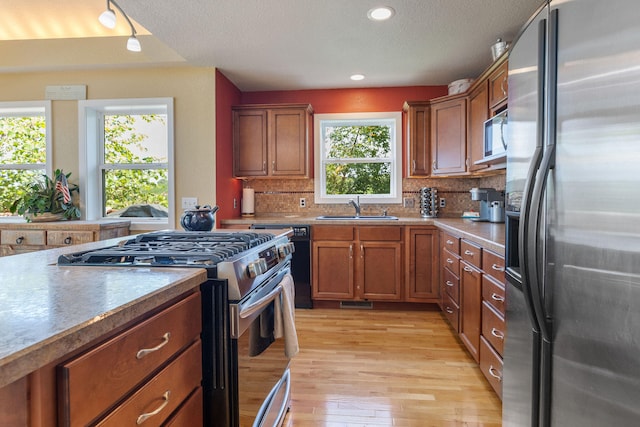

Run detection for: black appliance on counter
[[58, 230, 297, 427], [250, 224, 312, 309]]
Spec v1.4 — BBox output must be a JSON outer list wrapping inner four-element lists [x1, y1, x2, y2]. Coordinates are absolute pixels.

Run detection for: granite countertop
[[0, 219, 131, 230], [0, 237, 207, 389], [221, 215, 505, 254]]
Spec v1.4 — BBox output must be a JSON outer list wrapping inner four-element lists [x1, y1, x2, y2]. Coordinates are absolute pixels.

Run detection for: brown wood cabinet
[[58, 292, 202, 426], [459, 239, 482, 363], [0, 220, 130, 256], [488, 59, 509, 111], [312, 225, 402, 301], [233, 103, 313, 178], [467, 81, 490, 173], [430, 95, 467, 175], [439, 231, 461, 331], [403, 101, 431, 177], [404, 226, 439, 302]]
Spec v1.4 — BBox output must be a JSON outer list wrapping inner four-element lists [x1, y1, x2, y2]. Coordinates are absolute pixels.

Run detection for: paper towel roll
[[242, 188, 255, 216]]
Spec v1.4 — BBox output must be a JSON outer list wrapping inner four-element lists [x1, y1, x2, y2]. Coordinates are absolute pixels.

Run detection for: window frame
[[314, 111, 402, 204], [78, 98, 174, 230]]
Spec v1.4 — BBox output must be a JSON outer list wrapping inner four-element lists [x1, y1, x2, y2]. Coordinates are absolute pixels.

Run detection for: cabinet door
[[488, 60, 508, 110], [269, 108, 307, 177], [467, 82, 490, 172], [405, 227, 439, 301], [459, 260, 482, 362], [404, 101, 431, 177], [312, 241, 354, 299], [431, 97, 467, 175], [358, 241, 402, 300], [233, 109, 268, 177]]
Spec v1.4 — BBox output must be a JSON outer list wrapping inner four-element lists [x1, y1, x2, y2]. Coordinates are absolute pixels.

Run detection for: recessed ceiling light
[[350, 74, 365, 81], [367, 6, 395, 21]]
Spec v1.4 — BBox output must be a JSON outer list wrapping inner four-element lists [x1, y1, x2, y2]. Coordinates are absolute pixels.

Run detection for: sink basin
[[316, 215, 398, 220]]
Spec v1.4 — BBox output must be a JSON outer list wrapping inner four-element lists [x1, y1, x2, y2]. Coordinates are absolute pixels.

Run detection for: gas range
[[57, 229, 294, 300]]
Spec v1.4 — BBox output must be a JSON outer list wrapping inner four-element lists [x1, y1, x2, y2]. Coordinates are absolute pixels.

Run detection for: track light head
[[98, 0, 142, 52], [127, 35, 141, 52]]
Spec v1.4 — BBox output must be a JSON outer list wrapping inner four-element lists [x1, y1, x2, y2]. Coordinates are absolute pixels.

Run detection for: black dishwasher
[[250, 224, 312, 308]]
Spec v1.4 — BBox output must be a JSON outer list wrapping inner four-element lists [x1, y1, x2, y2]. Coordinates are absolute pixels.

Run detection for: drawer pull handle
[[136, 332, 170, 359], [64, 236, 72, 245], [491, 293, 505, 302], [491, 263, 505, 272], [489, 366, 502, 381], [16, 236, 24, 244], [447, 258, 454, 264], [136, 390, 170, 424], [491, 328, 505, 340], [464, 250, 474, 256], [445, 280, 454, 287], [446, 239, 454, 245], [445, 307, 454, 314], [463, 266, 474, 273]]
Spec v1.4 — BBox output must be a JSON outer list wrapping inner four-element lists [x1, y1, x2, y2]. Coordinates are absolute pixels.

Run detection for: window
[[314, 112, 402, 204], [79, 98, 174, 230], [0, 101, 52, 217]]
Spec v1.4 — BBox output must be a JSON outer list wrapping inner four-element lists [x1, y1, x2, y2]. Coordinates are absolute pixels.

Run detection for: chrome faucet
[[349, 195, 361, 217]]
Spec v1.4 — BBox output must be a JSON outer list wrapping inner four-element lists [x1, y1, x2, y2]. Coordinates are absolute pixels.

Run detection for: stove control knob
[[247, 258, 269, 278], [277, 243, 295, 259]]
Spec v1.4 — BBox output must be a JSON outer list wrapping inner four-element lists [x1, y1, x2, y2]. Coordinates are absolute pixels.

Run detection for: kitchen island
[[0, 237, 207, 425]]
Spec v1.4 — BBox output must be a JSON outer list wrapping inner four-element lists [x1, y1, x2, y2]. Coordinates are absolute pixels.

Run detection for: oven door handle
[[239, 285, 283, 319]]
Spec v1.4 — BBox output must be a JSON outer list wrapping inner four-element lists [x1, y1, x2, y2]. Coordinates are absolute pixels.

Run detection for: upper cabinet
[[430, 94, 467, 176], [488, 59, 508, 112], [467, 81, 490, 173], [404, 101, 431, 177], [233, 104, 313, 178]]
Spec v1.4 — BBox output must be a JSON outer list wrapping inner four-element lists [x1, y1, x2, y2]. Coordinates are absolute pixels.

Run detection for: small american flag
[[55, 173, 71, 204]]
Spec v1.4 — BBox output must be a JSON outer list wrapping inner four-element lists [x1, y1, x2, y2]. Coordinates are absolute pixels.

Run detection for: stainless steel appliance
[[504, 0, 640, 425], [419, 187, 438, 218], [250, 224, 312, 308], [469, 187, 504, 222], [58, 230, 297, 427], [483, 109, 508, 160]]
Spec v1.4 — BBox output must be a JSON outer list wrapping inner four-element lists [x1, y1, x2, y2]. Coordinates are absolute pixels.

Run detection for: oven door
[[230, 263, 294, 427]]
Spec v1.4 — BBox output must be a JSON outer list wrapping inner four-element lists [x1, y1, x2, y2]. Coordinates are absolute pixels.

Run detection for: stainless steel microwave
[[483, 110, 507, 159]]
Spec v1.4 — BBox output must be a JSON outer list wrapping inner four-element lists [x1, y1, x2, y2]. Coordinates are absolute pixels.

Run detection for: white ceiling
[[1, 0, 542, 91]]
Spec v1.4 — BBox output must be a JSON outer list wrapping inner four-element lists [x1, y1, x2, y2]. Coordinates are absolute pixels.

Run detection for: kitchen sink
[[315, 215, 398, 220]]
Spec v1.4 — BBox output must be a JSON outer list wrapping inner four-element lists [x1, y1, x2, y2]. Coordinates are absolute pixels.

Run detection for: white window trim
[[78, 98, 175, 231], [314, 112, 402, 204], [0, 100, 52, 177]]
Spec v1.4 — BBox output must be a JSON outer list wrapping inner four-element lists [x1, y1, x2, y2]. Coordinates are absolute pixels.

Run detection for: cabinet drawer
[[442, 266, 460, 303], [441, 247, 460, 276], [441, 231, 460, 255], [312, 225, 354, 241], [358, 226, 401, 241], [1, 230, 46, 246], [482, 249, 505, 283], [96, 340, 202, 427], [461, 239, 482, 268], [482, 274, 506, 316], [480, 336, 503, 398], [59, 292, 202, 427], [442, 293, 459, 333], [164, 387, 203, 427], [482, 302, 505, 356], [47, 230, 94, 246]]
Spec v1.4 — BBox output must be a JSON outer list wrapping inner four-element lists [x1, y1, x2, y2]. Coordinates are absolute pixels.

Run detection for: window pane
[[104, 114, 168, 164], [324, 125, 391, 159], [0, 169, 45, 216], [0, 116, 46, 164], [325, 162, 391, 195], [103, 169, 168, 217]]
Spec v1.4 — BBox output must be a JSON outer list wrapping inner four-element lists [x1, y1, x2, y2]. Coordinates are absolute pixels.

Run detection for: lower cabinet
[[405, 226, 439, 302], [459, 259, 482, 363], [312, 225, 402, 301]]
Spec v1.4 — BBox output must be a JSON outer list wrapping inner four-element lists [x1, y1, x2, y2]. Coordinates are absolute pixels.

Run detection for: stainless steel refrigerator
[[503, 0, 640, 425]]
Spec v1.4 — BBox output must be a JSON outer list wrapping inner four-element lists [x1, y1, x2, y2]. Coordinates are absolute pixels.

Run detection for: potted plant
[[10, 169, 81, 222]]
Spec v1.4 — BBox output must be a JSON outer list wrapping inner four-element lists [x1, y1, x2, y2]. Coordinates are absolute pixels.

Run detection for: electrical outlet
[[181, 197, 198, 209], [299, 198, 306, 208], [440, 197, 446, 208], [403, 197, 415, 208], [233, 198, 238, 209]]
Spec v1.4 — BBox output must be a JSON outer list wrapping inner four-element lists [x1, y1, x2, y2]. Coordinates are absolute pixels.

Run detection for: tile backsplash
[[240, 172, 505, 218]]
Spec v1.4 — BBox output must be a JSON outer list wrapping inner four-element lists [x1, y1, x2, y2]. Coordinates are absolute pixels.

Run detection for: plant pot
[[26, 212, 66, 222]]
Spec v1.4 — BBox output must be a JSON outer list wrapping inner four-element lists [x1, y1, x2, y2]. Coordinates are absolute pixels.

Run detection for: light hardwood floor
[[283, 308, 502, 426]]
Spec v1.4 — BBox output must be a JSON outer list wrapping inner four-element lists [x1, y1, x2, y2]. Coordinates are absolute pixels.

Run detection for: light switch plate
[[182, 197, 198, 209]]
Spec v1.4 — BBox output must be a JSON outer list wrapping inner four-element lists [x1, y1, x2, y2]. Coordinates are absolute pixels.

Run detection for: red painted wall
[[215, 70, 243, 221], [216, 74, 448, 220]]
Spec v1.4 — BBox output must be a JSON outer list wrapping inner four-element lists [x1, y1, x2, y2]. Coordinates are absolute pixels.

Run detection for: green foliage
[[103, 114, 168, 213], [324, 125, 391, 195], [9, 169, 80, 221]]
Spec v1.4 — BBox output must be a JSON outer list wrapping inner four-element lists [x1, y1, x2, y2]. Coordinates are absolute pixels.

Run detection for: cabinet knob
[[491, 293, 505, 302], [489, 366, 502, 381], [445, 280, 454, 287], [464, 249, 474, 256], [491, 263, 505, 272], [491, 328, 505, 340], [16, 236, 24, 244], [64, 236, 72, 245]]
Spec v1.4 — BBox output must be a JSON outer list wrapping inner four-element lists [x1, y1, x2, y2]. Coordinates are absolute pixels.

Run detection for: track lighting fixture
[[98, 0, 141, 52]]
